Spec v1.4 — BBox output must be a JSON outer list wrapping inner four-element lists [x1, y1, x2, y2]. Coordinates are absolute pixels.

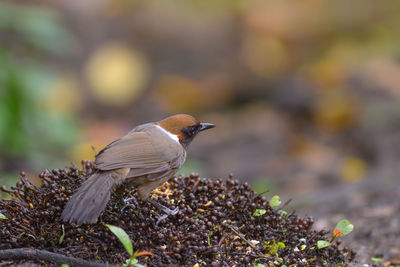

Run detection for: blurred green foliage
[[0, 2, 75, 54], [0, 2, 81, 182]]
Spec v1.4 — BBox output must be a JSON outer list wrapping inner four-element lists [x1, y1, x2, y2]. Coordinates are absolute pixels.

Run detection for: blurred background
[[1, 0, 400, 192], [1, 0, 400, 195], [1, 0, 400, 263]]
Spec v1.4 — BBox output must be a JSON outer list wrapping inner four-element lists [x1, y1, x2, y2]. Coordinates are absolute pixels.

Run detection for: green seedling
[[106, 224, 151, 266], [317, 240, 330, 249], [198, 259, 207, 265], [124, 258, 144, 267], [279, 210, 287, 217], [371, 257, 383, 263], [270, 195, 281, 207], [317, 219, 354, 249], [0, 213, 7, 220], [263, 240, 286, 256], [253, 195, 285, 218], [106, 224, 133, 256], [333, 219, 354, 238], [253, 209, 266, 216], [58, 224, 65, 245], [207, 225, 216, 247]]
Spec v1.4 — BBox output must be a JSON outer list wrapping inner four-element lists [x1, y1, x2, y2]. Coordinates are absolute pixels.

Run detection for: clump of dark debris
[[0, 161, 355, 266]]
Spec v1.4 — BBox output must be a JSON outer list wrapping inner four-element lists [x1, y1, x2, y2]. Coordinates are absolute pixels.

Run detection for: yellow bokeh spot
[[153, 74, 231, 113], [154, 75, 205, 112], [306, 42, 359, 86], [313, 90, 356, 132], [340, 157, 368, 182], [85, 42, 149, 106], [68, 141, 100, 166], [42, 73, 81, 114], [242, 34, 289, 77]]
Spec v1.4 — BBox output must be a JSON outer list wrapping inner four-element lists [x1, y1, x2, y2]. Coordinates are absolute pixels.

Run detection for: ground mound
[[0, 161, 354, 266]]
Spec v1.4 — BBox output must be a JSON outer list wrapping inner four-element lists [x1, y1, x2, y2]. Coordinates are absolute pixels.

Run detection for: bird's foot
[[147, 198, 178, 225], [121, 197, 136, 212]]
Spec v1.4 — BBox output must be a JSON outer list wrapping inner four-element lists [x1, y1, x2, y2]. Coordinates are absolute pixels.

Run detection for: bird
[[61, 114, 215, 225]]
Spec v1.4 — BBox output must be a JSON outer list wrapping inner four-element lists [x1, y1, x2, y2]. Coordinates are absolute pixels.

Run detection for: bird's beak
[[199, 122, 215, 131]]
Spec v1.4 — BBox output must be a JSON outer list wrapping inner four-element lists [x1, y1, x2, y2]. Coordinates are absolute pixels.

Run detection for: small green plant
[[124, 258, 144, 267], [269, 195, 281, 207], [263, 240, 286, 256], [0, 212, 7, 220], [317, 219, 354, 249], [106, 224, 133, 256], [106, 224, 151, 266], [371, 257, 383, 263], [253, 209, 266, 216], [316, 240, 331, 249], [58, 224, 65, 245], [207, 225, 216, 247]]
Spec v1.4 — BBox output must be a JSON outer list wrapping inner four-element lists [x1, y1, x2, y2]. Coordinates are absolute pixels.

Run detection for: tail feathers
[[61, 171, 118, 225]]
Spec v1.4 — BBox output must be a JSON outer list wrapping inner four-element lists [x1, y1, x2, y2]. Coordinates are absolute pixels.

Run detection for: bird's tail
[[61, 170, 121, 225]]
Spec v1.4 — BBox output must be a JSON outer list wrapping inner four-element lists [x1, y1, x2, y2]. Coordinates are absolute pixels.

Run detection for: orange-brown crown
[[156, 114, 200, 135]]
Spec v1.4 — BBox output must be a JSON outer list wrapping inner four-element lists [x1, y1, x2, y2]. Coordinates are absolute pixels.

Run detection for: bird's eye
[[183, 126, 197, 137]]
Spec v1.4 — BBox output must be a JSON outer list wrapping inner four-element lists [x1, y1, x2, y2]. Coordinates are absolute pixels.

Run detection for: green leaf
[[58, 224, 65, 245], [253, 209, 266, 217], [124, 258, 144, 267], [253, 264, 266, 267], [124, 258, 135, 266], [334, 219, 354, 237], [279, 210, 287, 216], [317, 240, 331, 249], [371, 257, 383, 263], [106, 224, 133, 256], [0, 213, 8, 220], [277, 242, 286, 248], [270, 195, 282, 207], [61, 264, 69, 267]]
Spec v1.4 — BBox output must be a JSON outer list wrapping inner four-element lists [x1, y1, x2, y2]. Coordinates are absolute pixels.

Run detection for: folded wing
[[95, 131, 171, 172]]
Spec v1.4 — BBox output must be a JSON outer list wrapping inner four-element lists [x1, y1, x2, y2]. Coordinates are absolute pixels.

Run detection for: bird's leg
[[147, 198, 178, 225], [147, 198, 178, 215], [121, 197, 136, 211]]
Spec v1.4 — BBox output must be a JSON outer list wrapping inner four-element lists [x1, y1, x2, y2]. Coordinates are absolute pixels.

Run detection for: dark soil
[[296, 178, 400, 267], [0, 161, 355, 266]]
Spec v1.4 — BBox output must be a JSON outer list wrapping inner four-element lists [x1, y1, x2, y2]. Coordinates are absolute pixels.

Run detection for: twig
[[226, 225, 269, 260], [280, 198, 292, 209], [227, 225, 256, 249], [218, 233, 227, 247], [0, 248, 114, 267], [91, 145, 98, 156], [258, 190, 269, 196]]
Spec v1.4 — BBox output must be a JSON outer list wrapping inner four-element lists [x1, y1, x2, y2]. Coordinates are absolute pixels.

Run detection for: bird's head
[[156, 114, 215, 147]]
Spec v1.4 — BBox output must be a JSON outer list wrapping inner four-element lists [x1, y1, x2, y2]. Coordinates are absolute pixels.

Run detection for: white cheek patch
[[155, 125, 180, 144]]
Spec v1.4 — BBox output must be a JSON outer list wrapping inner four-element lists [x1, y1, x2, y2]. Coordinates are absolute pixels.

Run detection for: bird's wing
[[95, 131, 171, 171]]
